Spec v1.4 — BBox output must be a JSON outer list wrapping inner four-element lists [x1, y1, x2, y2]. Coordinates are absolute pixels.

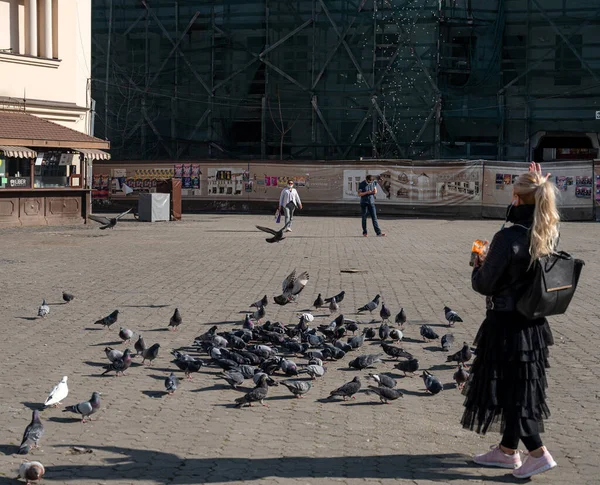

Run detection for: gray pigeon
[[368, 373, 397, 389], [395, 358, 419, 376], [325, 291, 345, 304], [367, 385, 403, 404], [381, 342, 413, 360], [347, 332, 365, 349], [441, 333, 455, 351], [420, 324, 439, 342], [63, 392, 101, 423], [118, 327, 134, 343], [453, 364, 469, 390], [357, 294, 380, 314], [298, 364, 326, 379], [251, 295, 268, 308], [104, 347, 123, 363], [62, 291, 75, 303], [102, 349, 133, 376], [251, 306, 266, 322], [379, 323, 390, 341], [94, 310, 119, 329], [329, 376, 361, 400], [165, 372, 179, 394], [422, 370, 443, 394], [18, 410, 44, 455], [235, 374, 269, 407], [281, 380, 312, 398], [37, 300, 49, 318], [169, 308, 182, 331], [88, 208, 132, 229], [219, 370, 245, 389], [395, 308, 407, 326], [349, 353, 382, 370], [280, 358, 299, 376], [313, 293, 324, 309], [141, 343, 160, 365], [134, 335, 146, 355], [444, 306, 464, 326], [379, 302, 391, 322], [446, 342, 472, 365], [328, 297, 339, 314]]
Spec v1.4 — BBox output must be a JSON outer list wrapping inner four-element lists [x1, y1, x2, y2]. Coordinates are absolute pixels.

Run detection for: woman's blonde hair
[[513, 171, 560, 263]]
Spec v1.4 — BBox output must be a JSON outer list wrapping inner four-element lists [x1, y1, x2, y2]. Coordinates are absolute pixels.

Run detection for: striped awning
[[72, 148, 111, 160], [0, 145, 37, 158]]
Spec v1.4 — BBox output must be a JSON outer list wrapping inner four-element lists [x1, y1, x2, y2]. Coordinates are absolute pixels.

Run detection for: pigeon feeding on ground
[[119, 327, 134, 343], [380, 302, 391, 322], [219, 370, 245, 389], [358, 294, 381, 314], [104, 347, 123, 362], [368, 373, 397, 389], [165, 373, 179, 395], [94, 310, 119, 329], [446, 342, 472, 365], [251, 295, 268, 308], [367, 385, 403, 404], [169, 308, 182, 331], [235, 374, 269, 407], [171, 351, 204, 379], [88, 208, 132, 229], [389, 329, 403, 342], [102, 349, 132, 376], [329, 376, 361, 401], [251, 306, 266, 322], [298, 364, 326, 379], [364, 327, 377, 340], [63, 392, 101, 423], [37, 300, 49, 318], [141, 343, 160, 365], [347, 332, 365, 350], [420, 324, 439, 342], [349, 353, 382, 370], [134, 335, 146, 355], [395, 358, 419, 376], [325, 291, 345, 304], [381, 342, 413, 360], [44, 376, 68, 408], [255, 222, 290, 243], [313, 293, 324, 309], [281, 380, 312, 398], [422, 371, 444, 394], [16, 461, 45, 485], [274, 269, 309, 305], [62, 291, 75, 303], [18, 410, 44, 455], [395, 308, 407, 327], [454, 364, 470, 390], [441, 333, 455, 351], [444, 306, 464, 327]]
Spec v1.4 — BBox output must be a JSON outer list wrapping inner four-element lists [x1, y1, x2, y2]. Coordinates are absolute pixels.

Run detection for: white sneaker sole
[[513, 460, 557, 479], [473, 457, 521, 469]]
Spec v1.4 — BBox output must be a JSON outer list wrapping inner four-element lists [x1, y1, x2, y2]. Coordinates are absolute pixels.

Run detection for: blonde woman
[[463, 162, 559, 479]]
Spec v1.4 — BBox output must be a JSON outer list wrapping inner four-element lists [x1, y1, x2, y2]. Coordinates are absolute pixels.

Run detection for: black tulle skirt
[[460, 310, 554, 437]]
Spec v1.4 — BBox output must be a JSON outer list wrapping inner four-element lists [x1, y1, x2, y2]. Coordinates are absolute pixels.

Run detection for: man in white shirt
[[279, 180, 303, 232]]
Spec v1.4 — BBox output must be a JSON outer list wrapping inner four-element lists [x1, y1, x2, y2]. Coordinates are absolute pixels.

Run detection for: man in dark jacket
[[357, 175, 385, 237]]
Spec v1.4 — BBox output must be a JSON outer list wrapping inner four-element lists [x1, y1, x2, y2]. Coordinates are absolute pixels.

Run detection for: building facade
[[90, 0, 600, 162], [0, 0, 110, 227]]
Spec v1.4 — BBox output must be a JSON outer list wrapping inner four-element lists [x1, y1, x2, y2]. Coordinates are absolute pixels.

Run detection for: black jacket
[[472, 204, 535, 310]]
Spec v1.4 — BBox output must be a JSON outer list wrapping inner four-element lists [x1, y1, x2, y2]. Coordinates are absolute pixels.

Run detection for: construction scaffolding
[[91, 0, 600, 161]]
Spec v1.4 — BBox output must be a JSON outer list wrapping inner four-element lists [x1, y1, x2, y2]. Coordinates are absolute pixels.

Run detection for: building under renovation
[[91, 0, 600, 161]]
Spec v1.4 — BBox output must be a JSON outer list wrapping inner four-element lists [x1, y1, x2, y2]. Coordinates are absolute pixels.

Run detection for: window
[[0, 157, 32, 188]]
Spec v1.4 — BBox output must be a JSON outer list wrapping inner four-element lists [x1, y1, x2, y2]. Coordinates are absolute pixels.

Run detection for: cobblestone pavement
[[0, 214, 598, 485]]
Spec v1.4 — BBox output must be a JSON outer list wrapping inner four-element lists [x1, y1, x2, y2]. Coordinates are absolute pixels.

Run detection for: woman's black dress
[[461, 204, 554, 437]]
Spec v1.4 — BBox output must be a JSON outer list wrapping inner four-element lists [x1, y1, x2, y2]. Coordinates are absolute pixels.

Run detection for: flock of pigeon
[[17, 269, 474, 485]]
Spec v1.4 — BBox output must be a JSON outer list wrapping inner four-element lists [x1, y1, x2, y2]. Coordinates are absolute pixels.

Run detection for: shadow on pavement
[[49, 446, 521, 483]]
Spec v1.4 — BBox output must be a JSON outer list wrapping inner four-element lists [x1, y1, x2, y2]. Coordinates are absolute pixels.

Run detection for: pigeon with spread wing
[[88, 208, 132, 230]]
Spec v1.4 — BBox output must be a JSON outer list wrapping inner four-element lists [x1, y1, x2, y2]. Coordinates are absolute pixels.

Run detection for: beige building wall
[[0, 0, 92, 135]]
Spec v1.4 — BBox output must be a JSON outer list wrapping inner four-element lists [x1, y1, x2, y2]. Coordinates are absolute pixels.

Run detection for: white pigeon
[[44, 376, 68, 408], [297, 313, 315, 322], [37, 299, 50, 318]]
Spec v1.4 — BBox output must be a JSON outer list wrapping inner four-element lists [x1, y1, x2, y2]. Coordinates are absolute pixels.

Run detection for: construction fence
[[92, 159, 599, 220]]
